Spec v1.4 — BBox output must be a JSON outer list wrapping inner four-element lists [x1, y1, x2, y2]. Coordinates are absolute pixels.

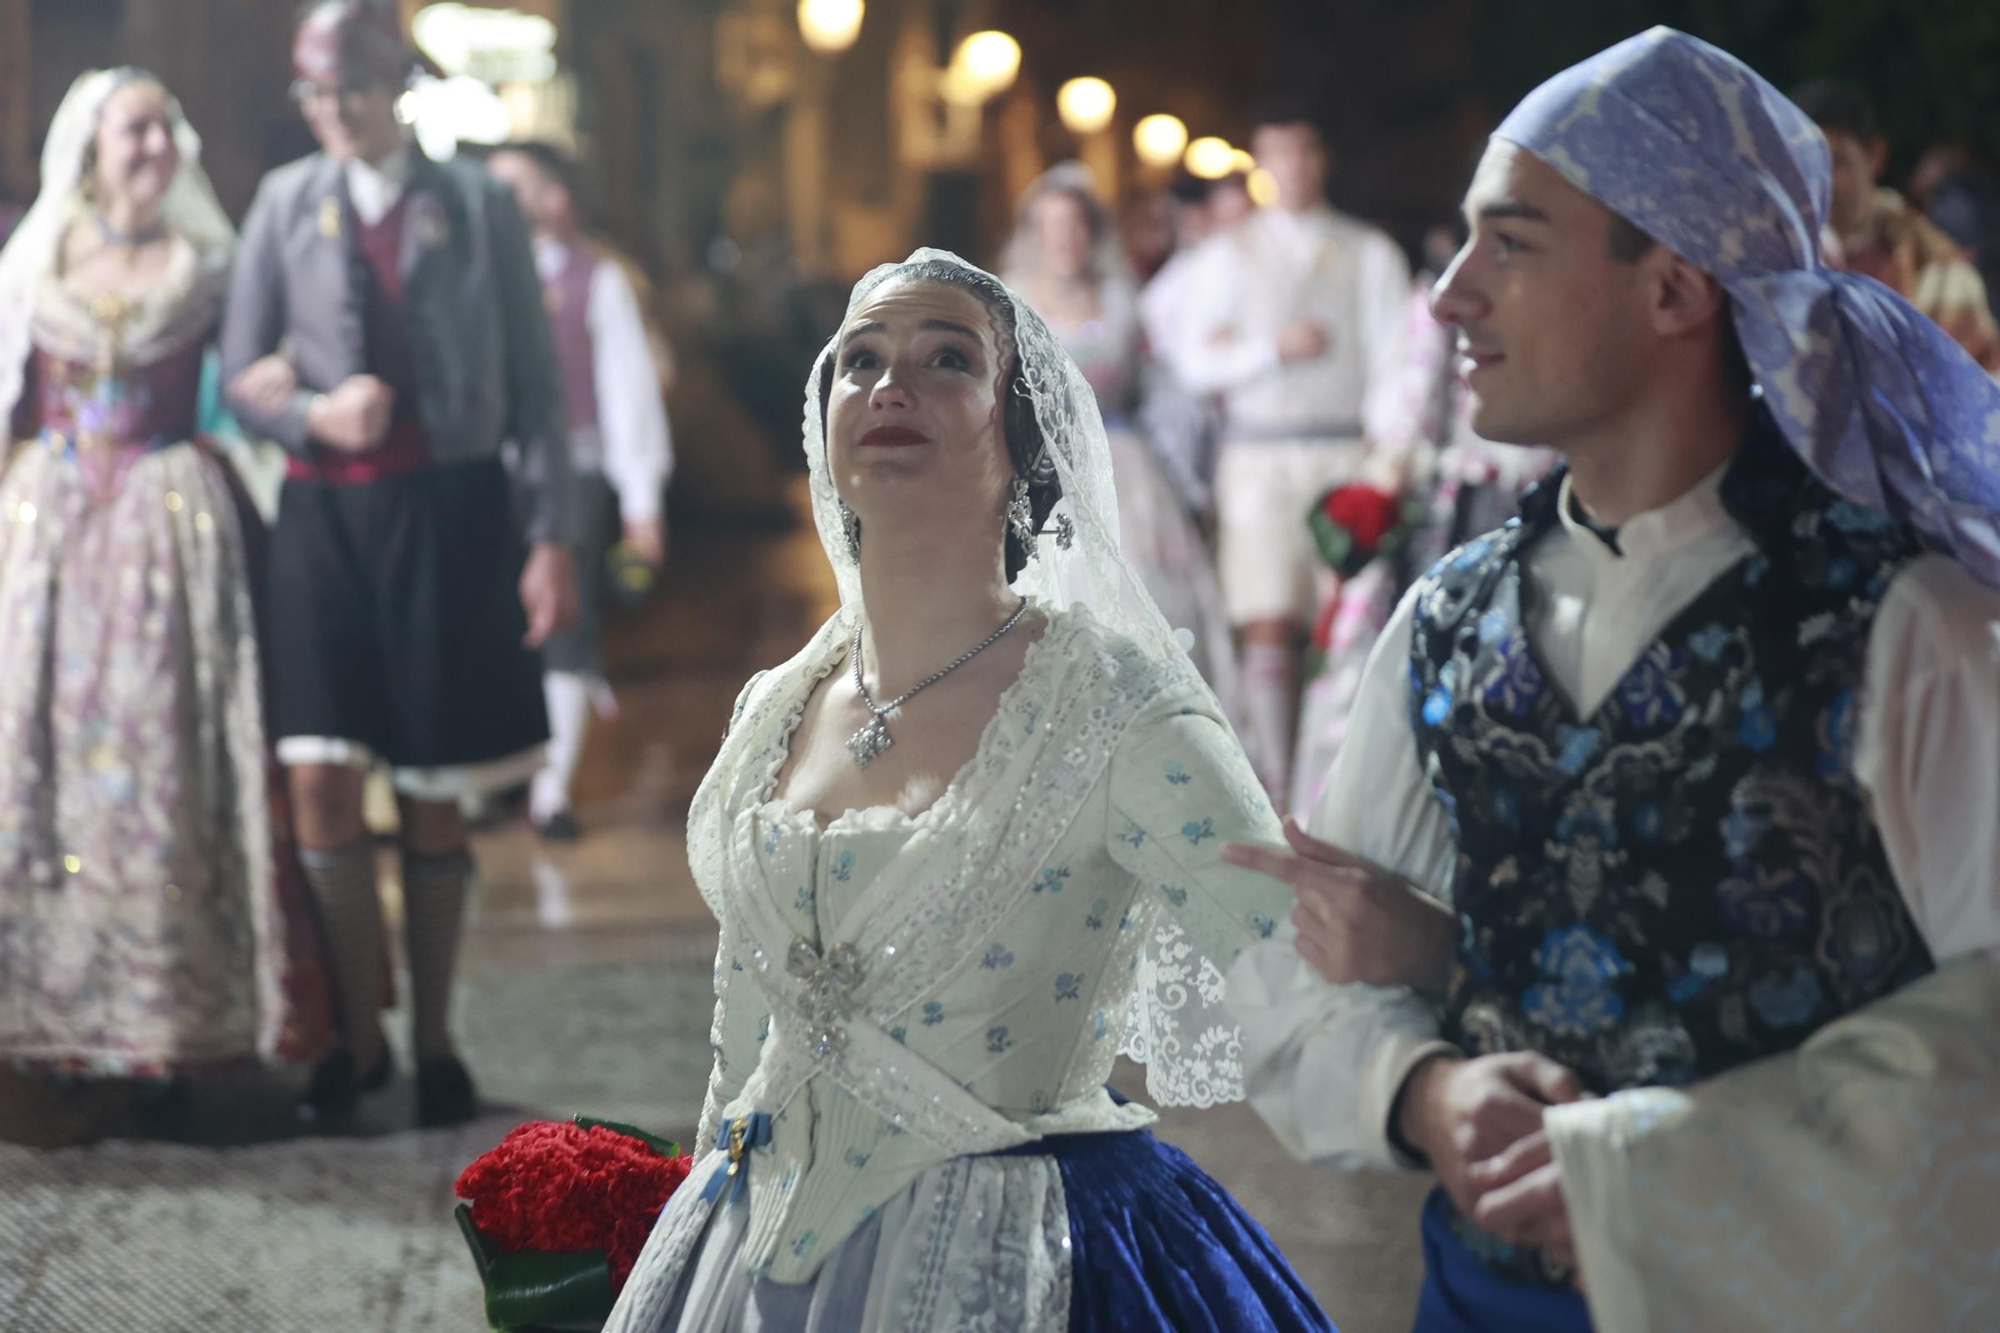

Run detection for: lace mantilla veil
[[690, 249, 1251, 1109], [804, 247, 1184, 665], [0, 68, 235, 428]]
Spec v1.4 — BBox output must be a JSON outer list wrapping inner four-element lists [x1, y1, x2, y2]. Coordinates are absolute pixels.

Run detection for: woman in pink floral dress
[[0, 70, 329, 1130]]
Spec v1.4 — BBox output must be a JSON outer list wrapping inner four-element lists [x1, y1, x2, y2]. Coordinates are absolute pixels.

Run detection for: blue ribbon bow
[[699, 1111, 773, 1206]]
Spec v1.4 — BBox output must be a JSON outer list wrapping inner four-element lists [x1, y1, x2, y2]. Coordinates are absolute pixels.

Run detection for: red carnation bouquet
[[455, 1117, 694, 1332], [1308, 482, 1426, 581]]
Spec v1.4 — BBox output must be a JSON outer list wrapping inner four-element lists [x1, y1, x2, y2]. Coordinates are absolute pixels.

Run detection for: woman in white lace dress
[[606, 252, 1342, 1332]]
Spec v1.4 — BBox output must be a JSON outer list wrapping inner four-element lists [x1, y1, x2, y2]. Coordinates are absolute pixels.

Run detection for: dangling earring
[[838, 499, 862, 560], [1027, 447, 1069, 551], [1006, 475, 1037, 560]]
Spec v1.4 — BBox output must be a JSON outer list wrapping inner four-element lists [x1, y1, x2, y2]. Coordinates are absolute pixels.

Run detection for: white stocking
[[530, 671, 593, 821]]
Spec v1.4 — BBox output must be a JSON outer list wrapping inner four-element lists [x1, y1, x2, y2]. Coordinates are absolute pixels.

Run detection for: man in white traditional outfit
[[487, 142, 674, 841], [1158, 99, 1411, 808], [1138, 171, 1254, 362], [1224, 28, 2000, 1333]]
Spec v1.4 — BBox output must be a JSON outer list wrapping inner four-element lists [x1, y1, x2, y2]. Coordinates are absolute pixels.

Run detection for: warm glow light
[[797, 0, 864, 54], [1133, 114, 1189, 168], [1056, 77, 1117, 135], [1184, 136, 1236, 180], [412, 4, 556, 80], [1247, 167, 1279, 206], [1230, 148, 1257, 175], [407, 74, 514, 159], [942, 30, 1021, 105]]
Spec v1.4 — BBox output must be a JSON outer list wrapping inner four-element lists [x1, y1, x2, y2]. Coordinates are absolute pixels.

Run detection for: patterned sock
[[530, 671, 592, 822], [1241, 641, 1298, 809], [402, 849, 474, 1061], [298, 841, 388, 1070]]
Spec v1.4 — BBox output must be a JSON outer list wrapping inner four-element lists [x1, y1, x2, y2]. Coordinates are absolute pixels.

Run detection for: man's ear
[[1648, 249, 1729, 339], [1866, 136, 1890, 182]]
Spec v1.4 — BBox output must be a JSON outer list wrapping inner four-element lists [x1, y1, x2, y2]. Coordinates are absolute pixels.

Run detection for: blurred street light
[[797, 0, 864, 55], [1184, 136, 1236, 179], [1229, 148, 1257, 175], [411, 4, 556, 82], [1248, 167, 1279, 205], [941, 30, 1021, 106], [1133, 114, 1188, 168], [1056, 77, 1116, 135], [404, 74, 514, 159]]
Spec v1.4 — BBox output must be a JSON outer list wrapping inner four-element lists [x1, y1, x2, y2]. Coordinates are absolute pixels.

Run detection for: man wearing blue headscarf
[[1225, 28, 2000, 1331]]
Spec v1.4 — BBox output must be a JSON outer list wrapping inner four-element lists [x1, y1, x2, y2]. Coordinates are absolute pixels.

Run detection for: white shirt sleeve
[[1851, 553, 2000, 961], [1155, 236, 1283, 396], [588, 260, 674, 525], [1226, 582, 1463, 1169], [1356, 232, 1417, 446], [1548, 952, 2000, 1333], [1137, 257, 1189, 359]]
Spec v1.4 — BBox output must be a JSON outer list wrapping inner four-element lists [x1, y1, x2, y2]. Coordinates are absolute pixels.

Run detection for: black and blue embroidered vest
[[1409, 417, 1936, 1283]]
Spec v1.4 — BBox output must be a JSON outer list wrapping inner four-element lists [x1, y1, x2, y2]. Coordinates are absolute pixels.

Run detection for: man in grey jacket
[[222, 0, 577, 1128]]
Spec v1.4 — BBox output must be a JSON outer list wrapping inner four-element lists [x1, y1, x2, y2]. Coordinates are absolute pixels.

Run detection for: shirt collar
[[1261, 203, 1332, 237], [1555, 459, 1736, 565], [533, 235, 572, 281], [344, 144, 413, 199]]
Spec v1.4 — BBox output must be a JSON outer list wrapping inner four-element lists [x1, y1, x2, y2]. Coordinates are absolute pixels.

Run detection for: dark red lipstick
[[859, 425, 931, 447]]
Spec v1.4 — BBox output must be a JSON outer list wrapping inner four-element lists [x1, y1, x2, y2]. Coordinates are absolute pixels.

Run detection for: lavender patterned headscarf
[[1497, 26, 2000, 587]]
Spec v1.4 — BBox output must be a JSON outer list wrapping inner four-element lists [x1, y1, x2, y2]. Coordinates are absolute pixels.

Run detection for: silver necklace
[[848, 599, 1030, 768], [91, 210, 167, 249]]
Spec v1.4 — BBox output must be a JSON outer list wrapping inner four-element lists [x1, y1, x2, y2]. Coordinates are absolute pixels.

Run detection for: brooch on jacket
[[410, 195, 451, 252]]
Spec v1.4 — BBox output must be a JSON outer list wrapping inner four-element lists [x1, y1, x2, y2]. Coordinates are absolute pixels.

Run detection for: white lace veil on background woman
[[998, 169, 1246, 738], [0, 67, 235, 432], [687, 249, 1259, 1113], [998, 162, 1143, 362]]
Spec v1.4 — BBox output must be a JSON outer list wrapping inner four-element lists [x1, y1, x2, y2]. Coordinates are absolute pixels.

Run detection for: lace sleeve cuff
[[1105, 696, 1293, 1106]]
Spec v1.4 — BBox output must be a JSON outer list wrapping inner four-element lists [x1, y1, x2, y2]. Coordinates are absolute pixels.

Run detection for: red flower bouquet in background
[[1308, 482, 1425, 581], [455, 1117, 693, 1332]]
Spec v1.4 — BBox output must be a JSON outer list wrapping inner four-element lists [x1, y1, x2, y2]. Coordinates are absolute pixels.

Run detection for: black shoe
[[465, 784, 529, 831], [299, 1042, 393, 1124], [415, 1055, 479, 1128], [132, 1077, 193, 1138], [533, 810, 583, 843]]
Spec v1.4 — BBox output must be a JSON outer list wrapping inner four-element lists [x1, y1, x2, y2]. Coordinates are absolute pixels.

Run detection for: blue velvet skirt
[[1412, 1190, 1592, 1333], [995, 1127, 1337, 1332], [652, 1125, 1338, 1332]]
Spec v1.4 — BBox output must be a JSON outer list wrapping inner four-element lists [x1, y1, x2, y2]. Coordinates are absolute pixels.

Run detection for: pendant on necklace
[[848, 716, 893, 769]]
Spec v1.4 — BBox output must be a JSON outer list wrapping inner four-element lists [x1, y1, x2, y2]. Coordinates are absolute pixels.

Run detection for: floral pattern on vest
[[1407, 413, 1937, 1284]]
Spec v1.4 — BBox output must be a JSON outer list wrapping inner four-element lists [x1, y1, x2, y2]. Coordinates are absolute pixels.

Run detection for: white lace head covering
[[999, 162, 1133, 287], [998, 165, 1142, 363], [0, 68, 234, 427], [802, 247, 1204, 695]]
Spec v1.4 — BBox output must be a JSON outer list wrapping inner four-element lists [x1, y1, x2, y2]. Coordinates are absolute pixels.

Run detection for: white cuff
[[1545, 1090, 1688, 1333], [1227, 935, 1453, 1170], [614, 470, 666, 526]]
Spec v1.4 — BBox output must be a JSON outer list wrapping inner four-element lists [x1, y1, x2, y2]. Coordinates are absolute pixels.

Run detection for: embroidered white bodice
[[691, 605, 1290, 1281]]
